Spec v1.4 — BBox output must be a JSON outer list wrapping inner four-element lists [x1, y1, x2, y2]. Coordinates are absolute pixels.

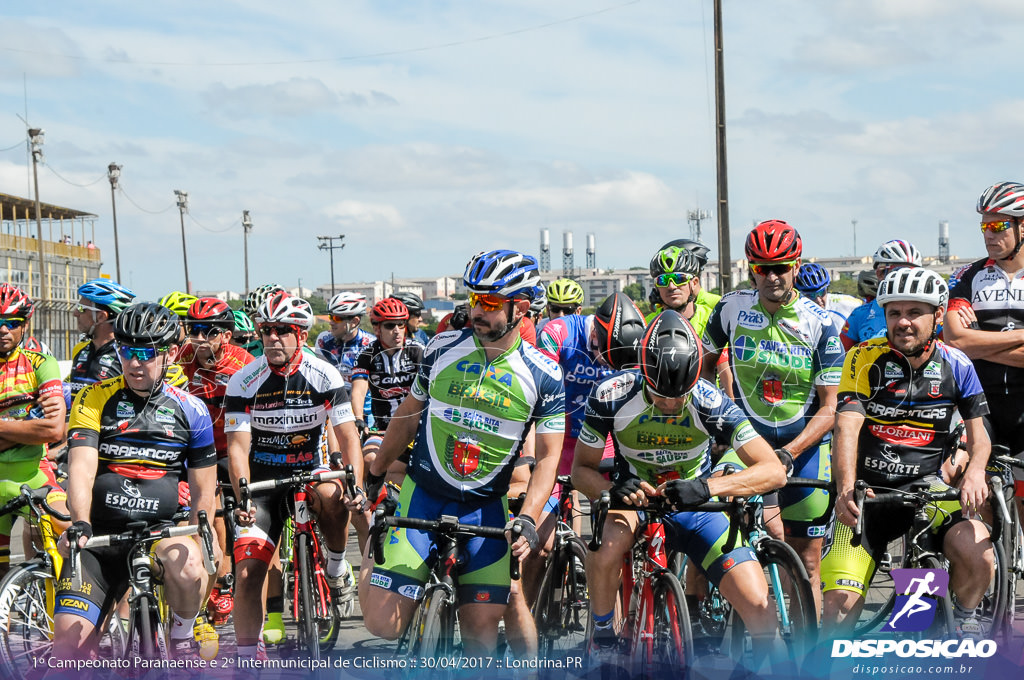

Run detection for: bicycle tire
[[732, 539, 817, 661], [999, 502, 1022, 644], [975, 538, 1007, 641], [917, 555, 957, 639], [851, 533, 907, 636], [295, 532, 322, 661], [0, 562, 51, 680], [630, 572, 692, 679], [534, 536, 590, 659], [417, 587, 456, 678]]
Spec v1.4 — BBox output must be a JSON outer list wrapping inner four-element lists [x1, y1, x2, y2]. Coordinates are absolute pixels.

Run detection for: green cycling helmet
[[232, 309, 256, 334], [649, 245, 701, 279]]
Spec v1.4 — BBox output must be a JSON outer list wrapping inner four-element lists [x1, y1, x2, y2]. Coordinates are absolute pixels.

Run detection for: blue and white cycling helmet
[[77, 279, 136, 315], [794, 263, 831, 298], [463, 250, 542, 300]]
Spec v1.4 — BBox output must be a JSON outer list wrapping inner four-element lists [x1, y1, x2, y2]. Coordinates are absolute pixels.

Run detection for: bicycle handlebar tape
[[589, 491, 611, 553], [852, 481, 868, 548], [372, 507, 388, 566], [197, 510, 217, 576]]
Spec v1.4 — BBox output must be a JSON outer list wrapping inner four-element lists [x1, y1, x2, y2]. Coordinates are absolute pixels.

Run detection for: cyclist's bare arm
[[62, 443, 98, 550], [944, 305, 1024, 366], [520, 431, 562, 521], [701, 348, 723, 384], [782, 383, 837, 457], [367, 393, 425, 476], [0, 399, 65, 445], [572, 439, 632, 500], [716, 435, 786, 497], [833, 410, 867, 527], [959, 416, 991, 512], [331, 419, 364, 486], [226, 429, 253, 522], [350, 379, 369, 422]]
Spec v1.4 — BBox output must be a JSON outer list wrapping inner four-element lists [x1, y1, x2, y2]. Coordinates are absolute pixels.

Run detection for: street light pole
[[317, 235, 345, 298], [174, 190, 191, 294], [713, 0, 732, 293], [108, 163, 122, 282], [28, 128, 47, 302], [242, 210, 253, 297]]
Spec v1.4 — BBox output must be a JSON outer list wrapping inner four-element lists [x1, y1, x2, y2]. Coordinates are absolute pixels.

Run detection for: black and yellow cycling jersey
[[68, 376, 216, 534], [837, 338, 989, 488], [66, 339, 121, 400]]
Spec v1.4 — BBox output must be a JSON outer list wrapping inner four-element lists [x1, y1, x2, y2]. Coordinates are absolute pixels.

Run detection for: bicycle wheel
[[295, 532, 322, 660], [0, 562, 51, 680], [630, 573, 692, 680], [732, 539, 817, 661], [971, 538, 1006, 640], [852, 533, 907, 635], [918, 555, 957, 639], [417, 588, 456, 678], [534, 536, 590, 659]]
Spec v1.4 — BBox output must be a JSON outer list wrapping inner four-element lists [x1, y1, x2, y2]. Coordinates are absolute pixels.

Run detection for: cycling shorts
[[820, 477, 964, 597], [982, 411, 1024, 485], [233, 485, 293, 565], [370, 476, 511, 606], [779, 440, 832, 539], [663, 509, 758, 587], [53, 532, 165, 627], [0, 458, 64, 565]]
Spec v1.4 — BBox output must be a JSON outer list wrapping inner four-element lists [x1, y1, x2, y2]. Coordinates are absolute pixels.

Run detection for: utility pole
[[851, 219, 858, 257], [242, 210, 253, 297], [108, 163, 122, 281], [713, 0, 732, 293], [28, 128, 48, 301], [317, 235, 345, 298], [174, 190, 191, 294]]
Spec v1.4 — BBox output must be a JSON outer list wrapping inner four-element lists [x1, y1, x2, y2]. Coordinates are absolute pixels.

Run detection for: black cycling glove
[[663, 478, 711, 510], [611, 477, 644, 504], [505, 513, 540, 552], [775, 447, 795, 477]]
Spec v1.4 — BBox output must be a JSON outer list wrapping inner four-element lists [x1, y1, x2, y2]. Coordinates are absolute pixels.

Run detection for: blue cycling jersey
[[841, 300, 886, 347], [537, 314, 613, 440]]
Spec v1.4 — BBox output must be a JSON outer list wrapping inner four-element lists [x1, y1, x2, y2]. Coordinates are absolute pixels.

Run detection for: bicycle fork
[[293, 487, 332, 619]]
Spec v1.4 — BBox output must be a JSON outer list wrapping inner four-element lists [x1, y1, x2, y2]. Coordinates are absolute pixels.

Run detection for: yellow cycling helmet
[[546, 278, 584, 306], [158, 291, 198, 318]]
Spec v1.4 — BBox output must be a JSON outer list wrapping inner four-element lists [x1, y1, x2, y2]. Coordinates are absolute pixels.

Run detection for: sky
[[2, 0, 1023, 300]]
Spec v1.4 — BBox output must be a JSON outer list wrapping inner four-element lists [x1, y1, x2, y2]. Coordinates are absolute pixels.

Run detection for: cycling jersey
[[579, 371, 759, 485], [67, 377, 216, 534], [405, 329, 565, 502], [314, 328, 375, 387], [836, 338, 989, 488], [824, 293, 861, 320], [645, 289, 720, 337], [0, 347, 63, 463], [948, 258, 1024, 398], [351, 339, 424, 430], [538, 314, 612, 441], [411, 328, 429, 345], [224, 352, 354, 481], [179, 343, 254, 457], [703, 289, 843, 445], [840, 300, 886, 349], [66, 339, 121, 399]]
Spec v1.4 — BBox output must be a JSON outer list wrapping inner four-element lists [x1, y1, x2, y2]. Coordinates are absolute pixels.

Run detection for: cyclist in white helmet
[[840, 239, 922, 350]]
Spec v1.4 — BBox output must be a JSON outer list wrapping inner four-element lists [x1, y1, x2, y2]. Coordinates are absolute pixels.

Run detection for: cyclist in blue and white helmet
[[462, 249, 542, 342], [794, 263, 859, 324], [68, 279, 137, 399]]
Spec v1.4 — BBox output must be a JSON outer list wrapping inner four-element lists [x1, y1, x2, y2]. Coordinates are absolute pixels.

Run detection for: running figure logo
[[885, 568, 949, 632]]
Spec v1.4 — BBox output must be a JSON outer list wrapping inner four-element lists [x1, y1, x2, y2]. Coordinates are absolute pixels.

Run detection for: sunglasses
[[750, 260, 798, 277], [76, 303, 104, 314], [548, 305, 577, 315], [116, 344, 165, 362], [0, 318, 26, 330], [468, 292, 510, 312], [654, 272, 695, 288], [259, 324, 297, 337], [186, 324, 225, 338], [330, 314, 359, 323], [376, 321, 404, 331], [981, 220, 1016, 234]]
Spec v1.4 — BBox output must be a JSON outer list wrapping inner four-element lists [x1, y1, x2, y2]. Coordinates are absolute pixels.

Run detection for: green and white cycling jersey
[[702, 289, 843, 445], [578, 370, 759, 486], [406, 329, 566, 502]]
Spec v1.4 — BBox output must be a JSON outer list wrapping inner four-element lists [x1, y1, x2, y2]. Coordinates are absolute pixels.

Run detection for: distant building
[[1, 192, 103, 359]]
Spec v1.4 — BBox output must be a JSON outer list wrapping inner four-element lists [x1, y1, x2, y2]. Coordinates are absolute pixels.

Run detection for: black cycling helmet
[[391, 291, 424, 316], [639, 311, 703, 398], [857, 270, 879, 299], [657, 238, 711, 268], [113, 302, 181, 348], [593, 293, 647, 370]]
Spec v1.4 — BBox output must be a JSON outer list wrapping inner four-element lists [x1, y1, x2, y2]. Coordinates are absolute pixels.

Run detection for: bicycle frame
[[291, 482, 333, 627], [623, 515, 672, 660]]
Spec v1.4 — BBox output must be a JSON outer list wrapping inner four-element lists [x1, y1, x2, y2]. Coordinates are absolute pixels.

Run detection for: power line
[[188, 213, 239, 234], [44, 163, 107, 187], [0, 138, 26, 152], [117, 183, 175, 214], [0, 1, 642, 68]]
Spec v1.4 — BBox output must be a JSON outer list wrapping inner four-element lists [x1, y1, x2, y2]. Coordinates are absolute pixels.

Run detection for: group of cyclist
[[2, 179, 1023, 671]]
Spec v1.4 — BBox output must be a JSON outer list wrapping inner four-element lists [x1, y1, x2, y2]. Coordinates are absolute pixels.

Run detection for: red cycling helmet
[[745, 220, 802, 262], [370, 298, 410, 324], [186, 297, 235, 329], [0, 284, 34, 320]]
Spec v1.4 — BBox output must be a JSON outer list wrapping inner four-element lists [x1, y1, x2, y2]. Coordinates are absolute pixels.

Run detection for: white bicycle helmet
[[873, 239, 922, 267], [328, 291, 367, 316], [876, 268, 948, 312], [977, 181, 1024, 218], [256, 291, 315, 329]]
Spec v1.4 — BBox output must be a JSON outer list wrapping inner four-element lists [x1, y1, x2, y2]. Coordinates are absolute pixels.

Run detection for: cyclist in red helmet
[[179, 297, 255, 627], [702, 219, 844, 614]]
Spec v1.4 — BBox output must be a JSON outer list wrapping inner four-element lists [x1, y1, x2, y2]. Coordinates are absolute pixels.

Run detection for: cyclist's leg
[[503, 460, 550, 658], [586, 509, 638, 639], [310, 478, 356, 591], [360, 477, 434, 640], [154, 535, 213, 644], [820, 518, 875, 636], [778, 440, 831, 616], [457, 602, 508, 656], [942, 518, 994, 612], [233, 486, 287, 650], [52, 545, 128, 659]]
